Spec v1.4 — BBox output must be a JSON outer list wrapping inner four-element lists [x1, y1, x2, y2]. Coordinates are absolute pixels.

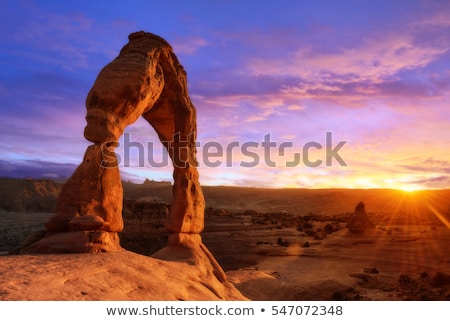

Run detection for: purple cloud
[[0, 159, 76, 179], [1, 1, 449, 189]]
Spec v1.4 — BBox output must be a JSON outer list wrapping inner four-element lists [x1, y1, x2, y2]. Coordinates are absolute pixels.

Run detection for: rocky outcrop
[[0, 251, 248, 300], [347, 202, 375, 233], [20, 32, 206, 256]]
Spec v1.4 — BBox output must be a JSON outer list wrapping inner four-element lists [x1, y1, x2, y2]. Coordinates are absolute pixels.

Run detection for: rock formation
[[19, 32, 221, 279], [347, 201, 375, 233]]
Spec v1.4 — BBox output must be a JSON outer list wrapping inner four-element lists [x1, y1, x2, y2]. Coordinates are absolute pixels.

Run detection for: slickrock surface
[[0, 250, 247, 301]]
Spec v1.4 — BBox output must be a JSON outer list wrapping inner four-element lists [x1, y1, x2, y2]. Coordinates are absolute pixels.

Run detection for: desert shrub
[[331, 288, 361, 301], [431, 272, 450, 287], [314, 229, 327, 240], [324, 223, 334, 234], [252, 217, 267, 225], [302, 241, 310, 248], [419, 293, 432, 301], [303, 221, 314, 229], [277, 237, 289, 247], [363, 267, 379, 274], [420, 272, 429, 279], [296, 218, 315, 232], [243, 210, 258, 216], [398, 274, 413, 286]]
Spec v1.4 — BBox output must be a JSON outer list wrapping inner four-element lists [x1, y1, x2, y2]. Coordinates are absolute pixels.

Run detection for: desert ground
[[1, 178, 450, 300]]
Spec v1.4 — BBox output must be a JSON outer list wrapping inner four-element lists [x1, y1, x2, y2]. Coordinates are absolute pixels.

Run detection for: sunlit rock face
[[20, 31, 206, 254]]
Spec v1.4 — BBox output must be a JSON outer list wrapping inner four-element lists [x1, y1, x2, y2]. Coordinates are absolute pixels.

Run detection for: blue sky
[[1, 0, 450, 189]]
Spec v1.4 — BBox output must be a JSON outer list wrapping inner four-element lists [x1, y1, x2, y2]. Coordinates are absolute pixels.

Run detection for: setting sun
[[398, 185, 422, 193]]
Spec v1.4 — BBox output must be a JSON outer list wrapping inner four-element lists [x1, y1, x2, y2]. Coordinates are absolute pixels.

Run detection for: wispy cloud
[[401, 158, 450, 174], [2, 2, 131, 72], [241, 21, 450, 106], [172, 36, 209, 55]]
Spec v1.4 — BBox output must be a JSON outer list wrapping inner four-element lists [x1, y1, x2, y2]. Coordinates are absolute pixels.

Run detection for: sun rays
[[359, 189, 450, 274]]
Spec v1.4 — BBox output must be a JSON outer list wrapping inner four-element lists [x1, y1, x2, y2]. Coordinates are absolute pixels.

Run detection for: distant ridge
[[0, 177, 449, 221], [0, 177, 62, 212]]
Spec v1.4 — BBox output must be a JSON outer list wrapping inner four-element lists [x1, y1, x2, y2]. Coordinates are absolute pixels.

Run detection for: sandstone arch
[[22, 32, 217, 270]]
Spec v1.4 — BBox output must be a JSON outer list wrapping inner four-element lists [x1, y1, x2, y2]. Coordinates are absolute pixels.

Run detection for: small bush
[[314, 229, 327, 240], [431, 272, 450, 287], [277, 237, 289, 247], [324, 223, 334, 234], [303, 221, 314, 229], [420, 272, 429, 279], [331, 288, 361, 301], [363, 267, 379, 274], [398, 274, 412, 286]]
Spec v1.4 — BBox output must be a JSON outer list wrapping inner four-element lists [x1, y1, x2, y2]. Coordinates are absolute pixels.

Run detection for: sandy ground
[[2, 181, 449, 301], [1, 225, 449, 301], [228, 226, 450, 300]]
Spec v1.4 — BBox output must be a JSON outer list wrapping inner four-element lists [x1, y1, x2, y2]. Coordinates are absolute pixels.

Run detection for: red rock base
[[20, 231, 123, 254], [152, 233, 227, 283]]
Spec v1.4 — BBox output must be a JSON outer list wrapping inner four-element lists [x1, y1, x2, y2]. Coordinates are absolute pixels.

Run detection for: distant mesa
[[142, 178, 171, 187], [347, 201, 375, 233], [0, 177, 61, 212]]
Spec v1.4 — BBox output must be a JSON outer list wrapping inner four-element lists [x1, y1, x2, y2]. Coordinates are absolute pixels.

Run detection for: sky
[[1, 0, 450, 190]]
